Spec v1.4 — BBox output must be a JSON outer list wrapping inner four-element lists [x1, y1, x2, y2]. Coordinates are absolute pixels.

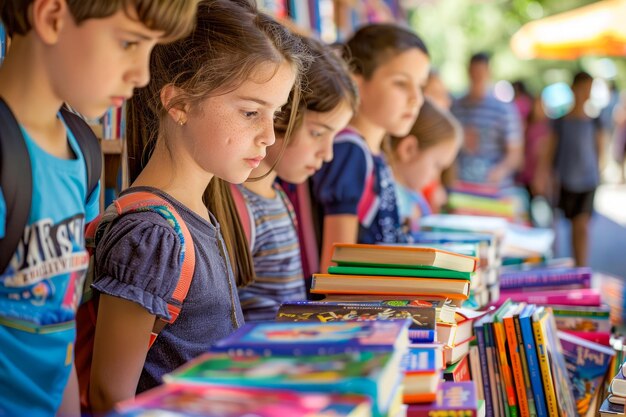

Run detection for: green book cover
[[328, 265, 472, 280]]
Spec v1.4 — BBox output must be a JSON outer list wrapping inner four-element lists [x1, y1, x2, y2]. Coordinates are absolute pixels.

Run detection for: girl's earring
[[178, 116, 187, 126]]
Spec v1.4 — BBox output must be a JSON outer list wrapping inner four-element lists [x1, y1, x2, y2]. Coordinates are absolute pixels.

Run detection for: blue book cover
[[211, 320, 410, 356], [559, 330, 614, 416], [402, 347, 439, 373], [519, 305, 548, 417]]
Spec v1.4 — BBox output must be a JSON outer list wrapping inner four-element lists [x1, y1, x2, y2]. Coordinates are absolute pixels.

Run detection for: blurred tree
[[406, 0, 626, 96]]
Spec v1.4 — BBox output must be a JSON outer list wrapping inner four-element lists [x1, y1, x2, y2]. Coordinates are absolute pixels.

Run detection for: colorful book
[[519, 304, 548, 417], [210, 320, 410, 356], [474, 313, 495, 417], [503, 303, 529, 417], [322, 294, 464, 311], [491, 288, 601, 308], [493, 300, 519, 417], [512, 304, 537, 417], [552, 304, 611, 333], [499, 267, 592, 290], [533, 307, 577, 417], [311, 274, 471, 300], [111, 383, 372, 417], [276, 301, 436, 343], [406, 382, 480, 417], [402, 347, 442, 404], [468, 344, 484, 400], [420, 214, 509, 236], [166, 351, 397, 417], [558, 331, 615, 416], [331, 243, 478, 272], [327, 265, 473, 279], [443, 352, 471, 382]]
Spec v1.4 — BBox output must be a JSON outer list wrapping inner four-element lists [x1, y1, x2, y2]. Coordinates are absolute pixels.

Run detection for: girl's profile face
[[401, 138, 459, 192], [181, 61, 296, 184], [271, 101, 353, 184], [356, 48, 430, 137]]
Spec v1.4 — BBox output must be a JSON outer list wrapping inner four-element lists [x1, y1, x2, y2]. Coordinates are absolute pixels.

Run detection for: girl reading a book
[[311, 24, 431, 272], [88, 0, 307, 412], [388, 98, 462, 232], [232, 36, 358, 321]]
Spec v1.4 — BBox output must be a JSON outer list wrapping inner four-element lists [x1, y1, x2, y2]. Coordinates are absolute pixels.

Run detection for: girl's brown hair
[[343, 23, 429, 80], [389, 98, 462, 151], [126, 0, 308, 287], [274, 35, 358, 141], [2, 0, 198, 40]]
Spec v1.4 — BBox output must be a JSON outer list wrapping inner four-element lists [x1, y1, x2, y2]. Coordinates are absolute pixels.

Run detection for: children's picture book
[[406, 382, 481, 417], [533, 307, 578, 417], [552, 304, 611, 333], [311, 273, 471, 300], [111, 383, 372, 417], [519, 304, 548, 417], [443, 352, 471, 382], [558, 331, 615, 416], [330, 243, 478, 272], [167, 351, 399, 417], [276, 301, 436, 343], [210, 320, 410, 356]]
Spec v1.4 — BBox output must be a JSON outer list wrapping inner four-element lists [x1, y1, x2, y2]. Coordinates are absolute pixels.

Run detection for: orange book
[[503, 304, 529, 417], [331, 243, 478, 273], [310, 274, 471, 300], [493, 301, 519, 417]]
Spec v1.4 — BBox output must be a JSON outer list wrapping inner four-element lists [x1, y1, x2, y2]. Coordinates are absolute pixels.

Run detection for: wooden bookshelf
[[101, 138, 123, 155]]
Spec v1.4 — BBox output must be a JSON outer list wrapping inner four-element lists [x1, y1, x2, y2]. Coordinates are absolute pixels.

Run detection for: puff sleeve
[[92, 212, 183, 320], [312, 140, 368, 215]]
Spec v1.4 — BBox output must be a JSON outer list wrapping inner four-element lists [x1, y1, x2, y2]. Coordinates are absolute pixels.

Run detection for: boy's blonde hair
[[2, 0, 198, 41]]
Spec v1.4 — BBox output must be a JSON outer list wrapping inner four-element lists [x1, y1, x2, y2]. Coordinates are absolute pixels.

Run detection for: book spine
[[520, 315, 548, 417], [474, 323, 493, 416], [494, 289, 601, 306], [468, 345, 485, 400], [493, 321, 519, 417], [500, 270, 591, 290], [443, 355, 471, 382], [504, 316, 529, 417], [408, 329, 436, 343], [532, 319, 558, 417], [484, 322, 505, 417], [514, 315, 537, 417]]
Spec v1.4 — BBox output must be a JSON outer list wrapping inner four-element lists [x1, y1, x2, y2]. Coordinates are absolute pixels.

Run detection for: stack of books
[[600, 360, 626, 416], [109, 320, 410, 417], [471, 300, 605, 417], [310, 243, 477, 304]]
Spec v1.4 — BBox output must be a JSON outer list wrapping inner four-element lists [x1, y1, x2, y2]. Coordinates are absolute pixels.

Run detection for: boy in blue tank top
[[0, 2, 198, 415]]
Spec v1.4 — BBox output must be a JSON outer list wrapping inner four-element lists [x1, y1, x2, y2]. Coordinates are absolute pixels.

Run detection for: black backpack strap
[[0, 97, 32, 274], [60, 107, 102, 199]]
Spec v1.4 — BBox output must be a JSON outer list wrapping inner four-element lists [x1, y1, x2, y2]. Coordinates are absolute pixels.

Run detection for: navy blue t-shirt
[[311, 129, 405, 244], [93, 187, 244, 392]]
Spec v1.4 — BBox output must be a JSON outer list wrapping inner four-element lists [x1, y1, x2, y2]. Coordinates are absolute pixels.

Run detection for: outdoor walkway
[[555, 184, 626, 277]]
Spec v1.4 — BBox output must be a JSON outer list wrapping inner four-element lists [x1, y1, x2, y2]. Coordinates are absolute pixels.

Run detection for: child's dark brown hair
[[343, 23, 429, 80], [1, 0, 198, 40], [126, 0, 308, 287], [274, 35, 359, 142]]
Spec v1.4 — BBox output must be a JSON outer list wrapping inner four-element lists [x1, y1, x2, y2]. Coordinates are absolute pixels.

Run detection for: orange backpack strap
[[112, 191, 196, 347], [229, 183, 254, 247]]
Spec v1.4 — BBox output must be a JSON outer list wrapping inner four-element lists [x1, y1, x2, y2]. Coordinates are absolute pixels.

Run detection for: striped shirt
[[237, 183, 306, 322], [451, 94, 522, 186]]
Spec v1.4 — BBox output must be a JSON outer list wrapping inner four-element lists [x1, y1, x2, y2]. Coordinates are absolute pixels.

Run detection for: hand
[[531, 170, 552, 197]]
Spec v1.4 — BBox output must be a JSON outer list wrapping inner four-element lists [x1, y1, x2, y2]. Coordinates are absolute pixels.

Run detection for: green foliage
[[407, 0, 624, 96]]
